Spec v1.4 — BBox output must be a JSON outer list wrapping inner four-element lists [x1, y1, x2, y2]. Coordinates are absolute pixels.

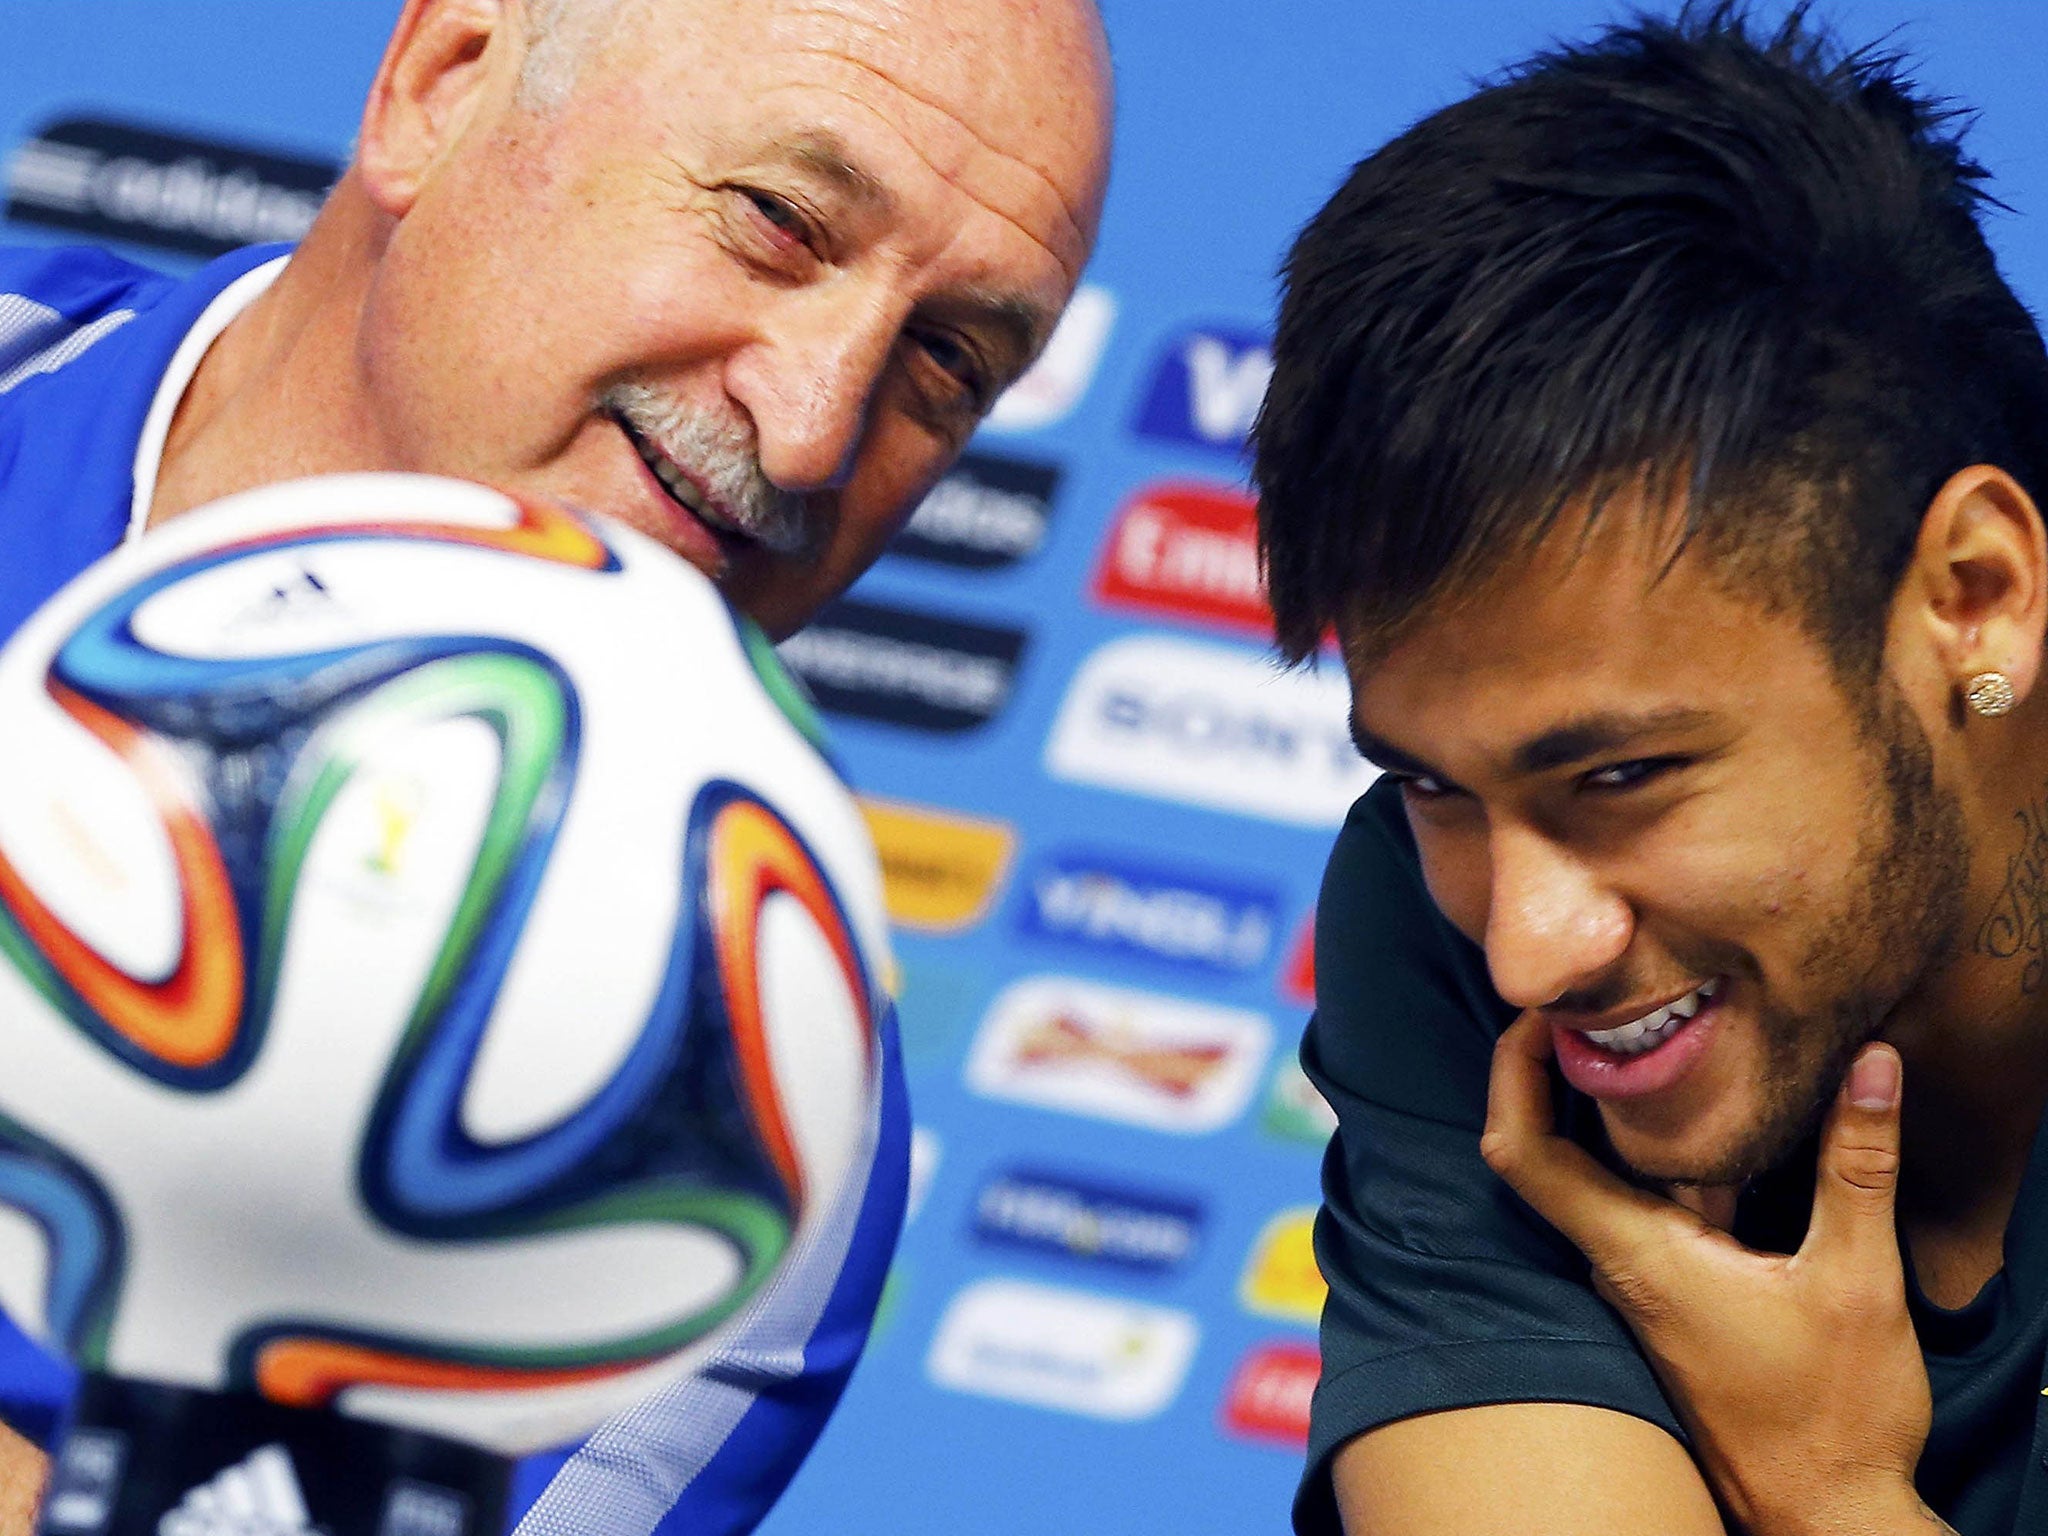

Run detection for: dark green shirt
[[1296, 779, 2048, 1536]]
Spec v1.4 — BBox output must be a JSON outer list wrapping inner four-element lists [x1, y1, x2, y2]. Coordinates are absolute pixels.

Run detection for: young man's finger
[[1481, 1011, 1692, 1279], [1801, 1043, 1905, 1274]]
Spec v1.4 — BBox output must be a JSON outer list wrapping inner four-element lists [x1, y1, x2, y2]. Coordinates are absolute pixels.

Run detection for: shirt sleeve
[[1293, 782, 1682, 1536], [510, 1005, 911, 1536]]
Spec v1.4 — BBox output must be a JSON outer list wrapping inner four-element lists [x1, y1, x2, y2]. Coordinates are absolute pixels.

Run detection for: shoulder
[[0, 244, 173, 323], [1310, 779, 1510, 1113]]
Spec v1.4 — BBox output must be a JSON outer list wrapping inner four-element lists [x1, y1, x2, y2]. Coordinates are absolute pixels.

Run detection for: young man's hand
[[1481, 1014, 1954, 1536], [0, 1419, 44, 1536]]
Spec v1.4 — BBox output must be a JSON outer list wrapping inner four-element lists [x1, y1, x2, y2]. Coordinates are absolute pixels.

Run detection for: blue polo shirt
[[0, 242, 910, 1536]]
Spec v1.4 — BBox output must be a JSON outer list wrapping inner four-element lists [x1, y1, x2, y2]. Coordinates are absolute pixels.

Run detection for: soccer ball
[[0, 474, 891, 1454]]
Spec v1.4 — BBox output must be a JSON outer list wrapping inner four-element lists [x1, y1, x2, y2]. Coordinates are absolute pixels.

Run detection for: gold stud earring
[[1966, 670, 2018, 718]]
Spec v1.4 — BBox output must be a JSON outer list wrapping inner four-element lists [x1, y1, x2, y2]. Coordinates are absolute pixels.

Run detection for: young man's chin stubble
[[1623, 677, 1971, 1194]]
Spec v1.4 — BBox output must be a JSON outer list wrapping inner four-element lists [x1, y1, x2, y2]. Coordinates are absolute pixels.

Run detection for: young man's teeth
[[1582, 979, 1718, 1056]]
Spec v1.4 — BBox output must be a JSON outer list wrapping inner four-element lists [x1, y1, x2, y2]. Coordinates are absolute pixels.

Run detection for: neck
[[148, 174, 393, 527], [1890, 756, 2048, 1273]]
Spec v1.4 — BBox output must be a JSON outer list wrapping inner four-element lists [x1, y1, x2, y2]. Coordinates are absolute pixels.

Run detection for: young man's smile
[[1346, 500, 1972, 1187]]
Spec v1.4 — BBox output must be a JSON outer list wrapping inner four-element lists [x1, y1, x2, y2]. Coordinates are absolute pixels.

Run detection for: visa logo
[[1021, 853, 1278, 974], [1132, 325, 1274, 454], [973, 1167, 1203, 1273]]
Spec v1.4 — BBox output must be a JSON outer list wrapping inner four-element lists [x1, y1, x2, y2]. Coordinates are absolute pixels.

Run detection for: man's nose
[[1481, 823, 1632, 1010], [729, 291, 900, 493]]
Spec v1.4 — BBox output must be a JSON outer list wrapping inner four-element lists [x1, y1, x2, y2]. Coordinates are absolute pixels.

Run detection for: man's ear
[[1900, 463, 2048, 712], [356, 0, 516, 219]]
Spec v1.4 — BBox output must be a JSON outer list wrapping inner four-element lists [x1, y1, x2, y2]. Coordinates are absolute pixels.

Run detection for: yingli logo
[[1092, 482, 1272, 639]]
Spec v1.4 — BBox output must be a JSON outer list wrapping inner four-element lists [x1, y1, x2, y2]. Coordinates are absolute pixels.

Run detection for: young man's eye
[[1581, 757, 1680, 791], [1392, 771, 1456, 802]]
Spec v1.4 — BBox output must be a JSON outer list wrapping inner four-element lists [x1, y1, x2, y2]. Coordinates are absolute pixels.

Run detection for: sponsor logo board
[[926, 1277, 1198, 1420], [1261, 1059, 1338, 1146], [1019, 850, 1278, 975], [894, 451, 1060, 569], [965, 975, 1271, 1134], [984, 285, 1116, 433], [1092, 482, 1271, 637], [972, 1167, 1203, 1273], [778, 599, 1026, 733], [1132, 325, 1272, 455], [6, 117, 336, 258], [1239, 1207, 1327, 1325], [1045, 634, 1379, 826], [1220, 1342, 1320, 1447], [857, 796, 1015, 934]]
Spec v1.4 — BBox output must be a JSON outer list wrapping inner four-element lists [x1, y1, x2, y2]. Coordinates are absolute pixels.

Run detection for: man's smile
[[1575, 977, 1722, 1056], [1550, 977, 1728, 1101]]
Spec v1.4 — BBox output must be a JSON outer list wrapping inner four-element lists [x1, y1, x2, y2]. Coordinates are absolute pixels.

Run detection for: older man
[[1254, 9, 2048, 1536], [0, 0, 1111, 1527]]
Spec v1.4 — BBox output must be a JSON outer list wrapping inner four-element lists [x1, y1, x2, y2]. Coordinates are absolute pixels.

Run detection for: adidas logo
[[157, 1443, 322, 1536]]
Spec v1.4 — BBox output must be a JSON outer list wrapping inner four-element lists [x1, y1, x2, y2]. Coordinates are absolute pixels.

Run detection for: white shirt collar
[[125, 253, 291, 545]]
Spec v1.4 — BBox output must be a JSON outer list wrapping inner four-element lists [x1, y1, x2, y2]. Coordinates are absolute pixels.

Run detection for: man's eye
[[739, 188, 811, 248], [1582, 757, 1680, 791], [905, 327, 990, 412]]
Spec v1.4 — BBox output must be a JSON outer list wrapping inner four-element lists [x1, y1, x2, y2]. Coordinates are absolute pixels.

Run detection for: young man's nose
[[1481, 824, 1634, 1010]]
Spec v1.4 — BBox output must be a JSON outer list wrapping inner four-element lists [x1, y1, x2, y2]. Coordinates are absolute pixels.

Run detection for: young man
[[0, 0, 1111, 1527], [1253, 9, 2048, 1535]]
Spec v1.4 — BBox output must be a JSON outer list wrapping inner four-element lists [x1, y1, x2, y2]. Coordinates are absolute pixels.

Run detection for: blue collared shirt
[[0, 242, 908, 1536]]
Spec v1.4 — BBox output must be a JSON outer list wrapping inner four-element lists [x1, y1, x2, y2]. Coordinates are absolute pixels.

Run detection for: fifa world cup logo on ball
[[0, 476, 894, 1532]]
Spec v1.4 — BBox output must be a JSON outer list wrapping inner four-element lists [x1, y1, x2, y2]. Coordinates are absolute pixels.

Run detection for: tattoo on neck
[[1975, 794, 2048, 993]]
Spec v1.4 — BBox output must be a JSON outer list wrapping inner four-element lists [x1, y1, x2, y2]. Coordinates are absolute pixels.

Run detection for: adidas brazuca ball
[[0, 474, 892, 1470]]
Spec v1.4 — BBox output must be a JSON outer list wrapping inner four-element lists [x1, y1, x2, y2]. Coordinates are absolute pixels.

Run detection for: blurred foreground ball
[[0, 474, 891, 1456]]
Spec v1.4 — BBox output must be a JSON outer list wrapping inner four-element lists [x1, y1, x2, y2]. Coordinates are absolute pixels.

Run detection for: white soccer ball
[[0, 474, 892, 1454]]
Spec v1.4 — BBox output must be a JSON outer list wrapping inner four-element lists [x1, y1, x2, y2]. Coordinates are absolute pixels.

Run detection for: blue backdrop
[[6, 3, 2048, 1532]]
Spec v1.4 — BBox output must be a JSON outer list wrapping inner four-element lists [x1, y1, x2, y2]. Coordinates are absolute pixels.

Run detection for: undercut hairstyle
[[1251, 2, 2048, 670]]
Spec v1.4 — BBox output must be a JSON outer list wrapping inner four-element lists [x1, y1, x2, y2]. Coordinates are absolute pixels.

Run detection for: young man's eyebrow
[[1507, 706, 1721, 776], [1348, 705, 1721, 780], [1347, 711, 1440, 777]]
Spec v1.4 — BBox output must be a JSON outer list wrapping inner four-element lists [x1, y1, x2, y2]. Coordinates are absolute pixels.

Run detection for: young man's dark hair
[[1260, 8, 2048, 1535], [1253, 1, 2048, 673]]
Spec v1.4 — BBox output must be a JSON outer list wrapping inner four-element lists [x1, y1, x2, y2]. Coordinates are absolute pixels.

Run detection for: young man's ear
[[356, 0, 515, 218], [1899, 462, 2048, 715]]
